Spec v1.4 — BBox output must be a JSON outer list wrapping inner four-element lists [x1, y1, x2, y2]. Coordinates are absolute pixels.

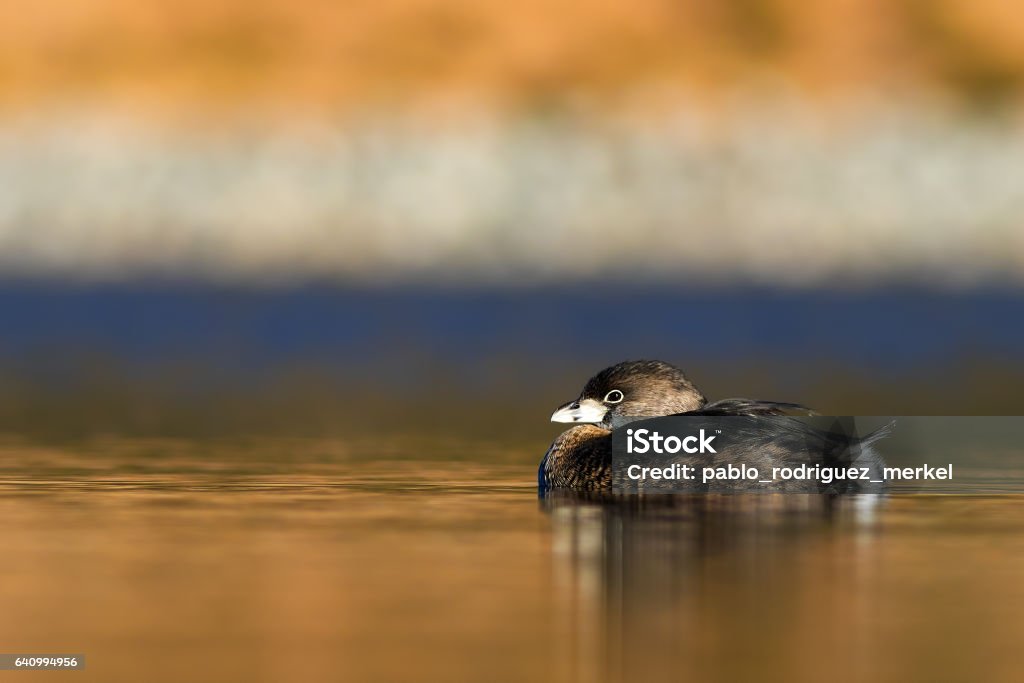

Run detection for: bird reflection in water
[[540, 492, 884, 682]]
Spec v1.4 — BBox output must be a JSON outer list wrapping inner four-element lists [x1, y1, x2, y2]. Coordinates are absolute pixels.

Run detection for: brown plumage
[[539, 425, 612, 491], [540, 360, 834, 493]]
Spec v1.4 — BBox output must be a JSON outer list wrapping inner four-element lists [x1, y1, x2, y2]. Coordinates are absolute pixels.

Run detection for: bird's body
[[539, 424, 611, 491], [540, 360, 889, 493]]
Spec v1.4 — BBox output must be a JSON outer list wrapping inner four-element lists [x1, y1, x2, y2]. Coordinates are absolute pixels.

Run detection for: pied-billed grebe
[[539, 360, 887, 493]]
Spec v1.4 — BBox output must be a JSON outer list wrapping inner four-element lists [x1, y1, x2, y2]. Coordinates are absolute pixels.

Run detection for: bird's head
[[550, 360, 706, 429]]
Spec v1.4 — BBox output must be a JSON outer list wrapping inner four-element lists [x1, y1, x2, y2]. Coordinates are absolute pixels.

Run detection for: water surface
[[2, 438, 1024, 682]]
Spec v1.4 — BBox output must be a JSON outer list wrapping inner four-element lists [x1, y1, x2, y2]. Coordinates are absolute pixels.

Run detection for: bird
[[539, 360, 889, 493]]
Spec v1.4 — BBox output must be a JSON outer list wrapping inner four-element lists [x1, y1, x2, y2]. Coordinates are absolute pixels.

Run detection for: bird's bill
[[550, 398, 608, 424]]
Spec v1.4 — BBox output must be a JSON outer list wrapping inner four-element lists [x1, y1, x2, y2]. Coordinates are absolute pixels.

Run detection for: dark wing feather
[[680, 398, 818, 417]]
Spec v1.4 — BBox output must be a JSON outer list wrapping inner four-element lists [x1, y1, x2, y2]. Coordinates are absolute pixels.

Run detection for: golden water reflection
[[1, 440, 1023, 682]]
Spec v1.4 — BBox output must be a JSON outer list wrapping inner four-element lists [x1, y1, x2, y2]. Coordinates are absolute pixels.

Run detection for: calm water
[[3, 438, 1024, 682]]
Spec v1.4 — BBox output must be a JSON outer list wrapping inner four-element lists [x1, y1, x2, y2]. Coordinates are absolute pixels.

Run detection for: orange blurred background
[[3, 0, 1024, 114], [2, 0, 1024, 436]]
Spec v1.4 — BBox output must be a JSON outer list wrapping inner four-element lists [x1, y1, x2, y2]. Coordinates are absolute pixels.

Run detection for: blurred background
[[6, 6, 1024, 683], [2, 0, 1024, 443]]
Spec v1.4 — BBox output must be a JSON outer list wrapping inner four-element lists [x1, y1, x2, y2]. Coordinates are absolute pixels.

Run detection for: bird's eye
[[603, 390, 624, 404]]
